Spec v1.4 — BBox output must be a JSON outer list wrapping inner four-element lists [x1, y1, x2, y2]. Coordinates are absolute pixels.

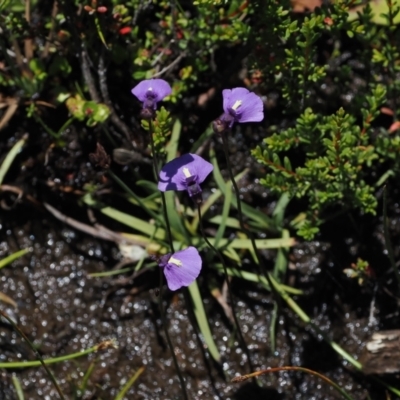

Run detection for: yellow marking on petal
[[169, 256, 182, 267], [182, 167, 192, 178], [232, 100, 242, 111]]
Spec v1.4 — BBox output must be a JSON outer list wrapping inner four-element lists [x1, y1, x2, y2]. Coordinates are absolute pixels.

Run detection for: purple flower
[[158, 247, 202, 291], [131, 79, 172, 112], [213, 87, 264, 132], [158, 153, 213, 203]]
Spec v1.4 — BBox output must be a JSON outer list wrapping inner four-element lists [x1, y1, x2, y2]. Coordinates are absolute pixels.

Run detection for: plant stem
[[149, 120, 187, 400], [383, 187, 400, 293], [197, 204, 254, 374], [220, 132, 281, 305], [232, 366, 356, 400]]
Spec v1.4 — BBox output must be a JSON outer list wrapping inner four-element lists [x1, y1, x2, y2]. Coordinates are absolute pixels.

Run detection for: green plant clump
[[251, 0, 400, 239]]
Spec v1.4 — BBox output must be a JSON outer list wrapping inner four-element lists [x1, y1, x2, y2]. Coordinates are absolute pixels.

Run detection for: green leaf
[[210, 147, 274, 230], [188, 282, 221, 363], [0, 248, 30, 270], [164, 191, 188, 243], [201, 236, 295, 250], [166, 119, 181, 162], [213, 264, 303, 295], [272, 193, 291, 226], [78, 361, 96, 395], [105, 207, 165, 237], [115, 366, 145, 400], [213, 180, 232, 249], [11, 376, 24, 400], [94, 15, 108, 48], [273, 229, 290, 281], [0, 135, 27, 185]]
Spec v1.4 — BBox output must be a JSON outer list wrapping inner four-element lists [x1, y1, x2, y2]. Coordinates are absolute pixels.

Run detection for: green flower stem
[[33, 113, 60, 139], [148, 120, 187, 400], [197, 204, 254, 374]]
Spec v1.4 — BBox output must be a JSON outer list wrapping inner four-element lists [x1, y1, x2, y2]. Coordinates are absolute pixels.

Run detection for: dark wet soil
[[0, 210, 394, 400], [1, 121, 400, 400]]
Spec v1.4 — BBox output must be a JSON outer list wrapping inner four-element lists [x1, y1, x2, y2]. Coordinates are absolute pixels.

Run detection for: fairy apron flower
[[157, 247, 202, 291], [131, 78, 172, 119], [213, 87, 264, 133], [158, 153, 213, 204]]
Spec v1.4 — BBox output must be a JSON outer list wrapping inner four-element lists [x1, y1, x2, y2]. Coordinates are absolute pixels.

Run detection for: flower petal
[[158, 153, 213, 192], [237, 92, 264, 123], [163, 247, 202, 290], [131, 79, 172, 103], [222, 87, 250, 113], [222, 87, 264, 124]]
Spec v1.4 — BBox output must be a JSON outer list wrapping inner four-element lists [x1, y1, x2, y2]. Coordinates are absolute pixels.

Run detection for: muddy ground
[[1, 118, 400, 400]]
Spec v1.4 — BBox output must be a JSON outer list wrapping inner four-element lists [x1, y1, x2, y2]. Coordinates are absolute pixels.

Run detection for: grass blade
[[115, 366, 146, 400], [166, 118, 181, 162], [12, 376, 24, 400], [78, 360, 97, 395], [191, 169, 248, 232], [0, 340, 116, 368], [269, 302, 278, 353], [209, 146, 274, 230], [273, 229, 290, 281], [213, 264, 303, 295], [272, 192, 290, 226], [214, 180, 232, 249], [203, 236, 295, 250], [208, 215, 240, 229], [0, 248, 30, 270], [188, 281, 221, 363], [0, 134, 27, 185], [164, 191, 188, 242]]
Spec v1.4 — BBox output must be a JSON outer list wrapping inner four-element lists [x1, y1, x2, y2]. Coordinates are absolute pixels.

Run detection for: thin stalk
[[220, 132, 280, 303], [0, 310, 65, 399], [149, 120, 187, 400], [34, 113, 60, 139], [231, 366, 355, 400], [182, 288, 223, 397], [197, 204, 254, 374], [156, 268, 188, 400], [107, 169, 161, 223], [383, 187, 400, 292], [57, 117, 74, 137], [267, 273, 362, 370]]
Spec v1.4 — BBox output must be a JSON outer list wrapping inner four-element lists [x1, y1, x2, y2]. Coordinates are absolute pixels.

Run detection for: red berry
[[119, 26, 131, 35]]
